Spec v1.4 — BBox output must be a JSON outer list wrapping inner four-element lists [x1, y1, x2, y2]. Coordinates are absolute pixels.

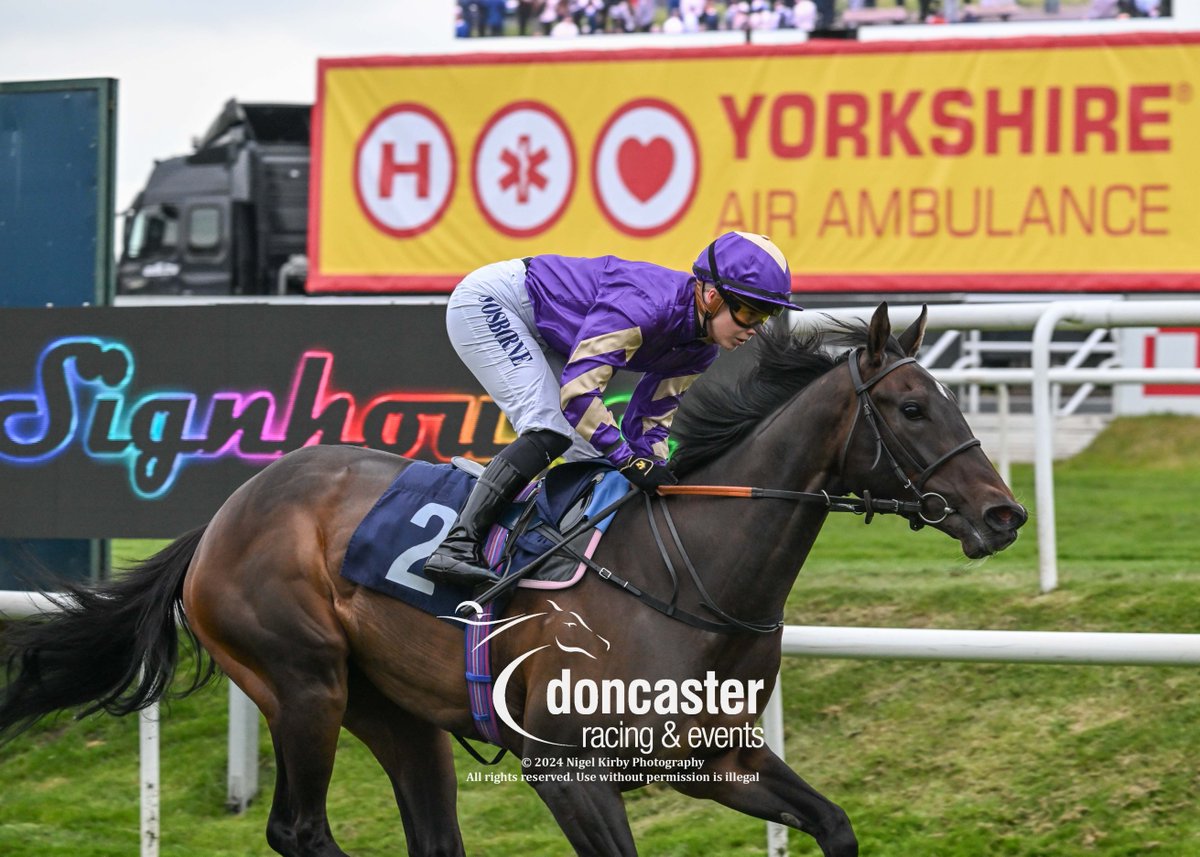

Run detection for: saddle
[[339, 458, 628, 621], [474, 457, 627, 587]]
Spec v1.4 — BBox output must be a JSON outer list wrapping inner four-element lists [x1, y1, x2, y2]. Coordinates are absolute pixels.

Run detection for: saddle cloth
[[339, 459, 628, 622]]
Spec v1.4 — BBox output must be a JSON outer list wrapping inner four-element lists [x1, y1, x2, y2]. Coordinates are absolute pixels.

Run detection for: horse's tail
[[0, 526, 216, 741]]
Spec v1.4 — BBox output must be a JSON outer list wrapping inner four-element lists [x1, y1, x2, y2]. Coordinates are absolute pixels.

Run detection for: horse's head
[[838, 303, 1027, 558]]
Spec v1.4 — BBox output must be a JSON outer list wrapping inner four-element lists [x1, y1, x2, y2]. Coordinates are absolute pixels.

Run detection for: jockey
[[423, 231, 798, 587]]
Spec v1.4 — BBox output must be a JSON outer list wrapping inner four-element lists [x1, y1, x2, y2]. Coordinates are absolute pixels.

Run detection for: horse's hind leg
[[341, 666, 465, 857], [673, 746, 857, 857], [263, 693, 349, 857], [186, 562, 353, 856], [200, 638, 351, 857]]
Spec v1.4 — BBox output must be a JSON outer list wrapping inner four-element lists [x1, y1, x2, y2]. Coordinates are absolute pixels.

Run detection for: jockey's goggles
[[722, 289, 784, 328]]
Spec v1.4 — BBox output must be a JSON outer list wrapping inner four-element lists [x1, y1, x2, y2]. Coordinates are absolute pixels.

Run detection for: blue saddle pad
[[339, 461, 478, 618], [339, 459, 630, 621]]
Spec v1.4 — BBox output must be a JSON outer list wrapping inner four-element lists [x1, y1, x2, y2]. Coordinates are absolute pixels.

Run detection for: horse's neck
[[663, 368, 855, 619]]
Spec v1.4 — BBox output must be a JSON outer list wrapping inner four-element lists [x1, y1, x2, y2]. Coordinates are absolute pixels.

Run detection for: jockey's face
[[703, 286, 759, 351]]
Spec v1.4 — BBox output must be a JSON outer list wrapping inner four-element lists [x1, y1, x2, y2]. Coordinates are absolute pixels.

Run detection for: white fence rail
[[0, 592, 260, 825], [0, 595, 161, 857], [762, 622, 1200, 852], [779, 625, 1200, 666]]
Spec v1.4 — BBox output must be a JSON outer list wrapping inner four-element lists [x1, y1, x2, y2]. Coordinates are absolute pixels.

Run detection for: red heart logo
[[617, 137, 674, 203]]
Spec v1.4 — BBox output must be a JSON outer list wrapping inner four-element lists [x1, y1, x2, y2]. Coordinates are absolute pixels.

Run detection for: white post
[[140, 702, 160, 857], [996, 383, 1011, 488], [967, 329, 981, 414], [1031, 303, 1068, 593], [763, 677, 788, 856], [227, 683, 260, 812]]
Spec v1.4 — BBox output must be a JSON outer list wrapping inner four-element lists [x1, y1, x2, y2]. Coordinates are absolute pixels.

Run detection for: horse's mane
[[670, 318, 902, 475]]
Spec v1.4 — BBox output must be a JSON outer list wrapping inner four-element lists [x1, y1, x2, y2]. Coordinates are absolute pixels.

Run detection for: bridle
[[839, 347, 981, 528]]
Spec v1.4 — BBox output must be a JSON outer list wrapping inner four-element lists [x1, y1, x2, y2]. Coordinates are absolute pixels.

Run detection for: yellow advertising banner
[[309, 33, 1200, 294]]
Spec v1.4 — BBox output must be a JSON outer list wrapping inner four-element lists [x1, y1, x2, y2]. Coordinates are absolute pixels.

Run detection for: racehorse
[[0, 304, 1026, 857]]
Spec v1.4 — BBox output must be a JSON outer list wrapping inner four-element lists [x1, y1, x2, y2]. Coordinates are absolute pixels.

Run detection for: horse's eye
[[901, 402, 923, 420]]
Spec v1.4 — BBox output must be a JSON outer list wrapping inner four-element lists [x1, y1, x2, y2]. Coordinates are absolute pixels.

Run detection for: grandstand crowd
[[456, 0, 1167, 37], [457, 0, 822, 37]]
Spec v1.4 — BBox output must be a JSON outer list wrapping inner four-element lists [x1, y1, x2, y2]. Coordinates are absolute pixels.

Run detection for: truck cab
[[118, 100, 310, 296]]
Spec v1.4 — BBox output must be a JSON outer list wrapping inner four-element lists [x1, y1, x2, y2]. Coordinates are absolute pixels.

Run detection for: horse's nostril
[[984, 502, 1027, 531]]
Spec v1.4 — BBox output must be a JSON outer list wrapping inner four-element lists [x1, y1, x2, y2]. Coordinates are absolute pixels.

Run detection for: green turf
[[2, 415, 1198, 855]]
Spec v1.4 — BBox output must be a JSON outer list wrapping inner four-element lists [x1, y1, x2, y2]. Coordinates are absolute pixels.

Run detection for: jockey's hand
[[618, 456, 677, 493]]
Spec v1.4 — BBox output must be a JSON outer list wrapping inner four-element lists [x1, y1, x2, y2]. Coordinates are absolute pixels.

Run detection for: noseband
[[839, 348, 981, 527]]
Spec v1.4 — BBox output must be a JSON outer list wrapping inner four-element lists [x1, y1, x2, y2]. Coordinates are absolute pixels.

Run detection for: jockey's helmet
[[691, 232, 796, 324]]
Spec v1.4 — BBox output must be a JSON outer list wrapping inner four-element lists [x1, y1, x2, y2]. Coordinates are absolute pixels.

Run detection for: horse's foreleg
[[673, 747, 857, 857], [525, 765, 638, 857], [342, 666, 465, 857]]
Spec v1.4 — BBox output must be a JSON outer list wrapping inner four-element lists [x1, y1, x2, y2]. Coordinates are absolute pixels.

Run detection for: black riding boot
[[422, 453, 529, 587], [423, 429, 571, 587]]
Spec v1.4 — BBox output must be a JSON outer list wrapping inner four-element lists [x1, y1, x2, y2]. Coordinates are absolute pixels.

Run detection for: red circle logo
[[591, 99, 700, 238], [472, 101, 576, 238], [354, 103, 456, 238]]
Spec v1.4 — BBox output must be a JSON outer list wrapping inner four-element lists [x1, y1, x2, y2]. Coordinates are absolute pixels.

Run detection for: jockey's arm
[[621, 370, 707, 463], [557, 298, 648, 465]]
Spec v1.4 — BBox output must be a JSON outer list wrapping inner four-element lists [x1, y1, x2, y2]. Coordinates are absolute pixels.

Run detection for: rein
[[657, 484, 941, 527], [659, 349, 982, 530]]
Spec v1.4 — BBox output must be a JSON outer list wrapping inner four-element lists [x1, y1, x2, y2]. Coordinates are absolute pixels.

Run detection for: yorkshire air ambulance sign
[[309, 33, 1200, 295]]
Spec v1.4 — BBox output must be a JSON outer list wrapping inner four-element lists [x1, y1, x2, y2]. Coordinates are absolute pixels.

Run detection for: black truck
[[118, 100, 311, 296]]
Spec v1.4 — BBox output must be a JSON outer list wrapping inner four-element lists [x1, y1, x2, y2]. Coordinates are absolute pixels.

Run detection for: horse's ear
[[866, 302, 891, 367], [897, 304, 928, 357]]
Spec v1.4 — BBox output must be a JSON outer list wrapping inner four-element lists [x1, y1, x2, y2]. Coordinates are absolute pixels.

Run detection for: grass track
[[1, 416, 1198, 855]]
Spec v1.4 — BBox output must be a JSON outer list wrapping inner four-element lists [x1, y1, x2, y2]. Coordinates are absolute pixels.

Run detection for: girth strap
[[455, 603, 508, 765]]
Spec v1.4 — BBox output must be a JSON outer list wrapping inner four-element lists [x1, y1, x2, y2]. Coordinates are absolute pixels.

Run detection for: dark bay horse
[[0, 304, 1026, 857]]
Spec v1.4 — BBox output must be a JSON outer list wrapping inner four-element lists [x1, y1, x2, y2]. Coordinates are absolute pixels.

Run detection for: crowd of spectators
[[456, 0, 821, 37], [455, 0, 1168, 36], [1090, 0, 1165, 16]]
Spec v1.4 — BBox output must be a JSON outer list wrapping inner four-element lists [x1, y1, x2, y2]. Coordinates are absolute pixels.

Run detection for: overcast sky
[[1, 0, 453, 222]]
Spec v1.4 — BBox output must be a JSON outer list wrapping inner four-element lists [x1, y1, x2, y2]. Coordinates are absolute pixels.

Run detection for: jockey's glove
[[618, 456, 678, 493]]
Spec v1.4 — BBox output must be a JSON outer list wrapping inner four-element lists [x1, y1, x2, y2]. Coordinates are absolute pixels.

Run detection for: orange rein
[[656, 485, 754, 498]]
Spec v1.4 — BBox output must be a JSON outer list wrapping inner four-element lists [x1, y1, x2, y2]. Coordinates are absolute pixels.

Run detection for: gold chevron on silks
[[573, 397, 619, 443], [568, 327, 643, 365]]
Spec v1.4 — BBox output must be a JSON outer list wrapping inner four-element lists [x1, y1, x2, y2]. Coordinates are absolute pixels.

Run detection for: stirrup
[[428, 565, 501, 587], [424, 549, 500, 587]]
